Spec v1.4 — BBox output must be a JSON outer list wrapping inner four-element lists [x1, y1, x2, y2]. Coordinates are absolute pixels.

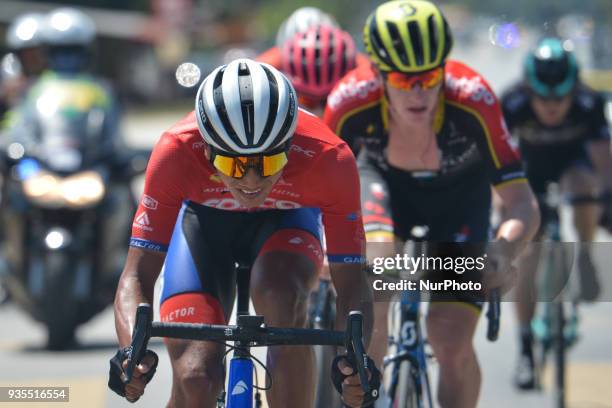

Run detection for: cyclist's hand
[[108, 348, 158, 403], [484, 244, 516, 294], [332, 355, 380, 407]]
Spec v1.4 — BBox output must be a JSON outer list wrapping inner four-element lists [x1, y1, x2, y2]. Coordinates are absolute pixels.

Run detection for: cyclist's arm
[[587, 139, 612, 190], [586, 95, 612, 190], [494, 181, 540, 257], [329, 262, 373, 347], [465, 76, 539, 251], [114, 248, 164, 347], [316, 141, 373, 346], [114, 132, 190, 347]]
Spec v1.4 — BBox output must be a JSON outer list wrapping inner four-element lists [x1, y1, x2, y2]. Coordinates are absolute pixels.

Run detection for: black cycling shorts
[[159, 201, 323, 325], [359, 156, 490, 310]]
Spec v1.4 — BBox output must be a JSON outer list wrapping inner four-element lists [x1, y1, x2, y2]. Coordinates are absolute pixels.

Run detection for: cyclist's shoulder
[[255, 46, 282, 69], [499, 82, 530, 115], [573, 84, 606, 113], [294, 108, 350, 153], [155, 111, 202, 153], [444, 60, 499, 110], [326, 63, 383, 118]]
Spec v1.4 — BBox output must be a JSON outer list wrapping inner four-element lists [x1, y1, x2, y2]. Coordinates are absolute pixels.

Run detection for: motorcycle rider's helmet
[[6, 13, 47, 77], [41, 8, 96, 73]]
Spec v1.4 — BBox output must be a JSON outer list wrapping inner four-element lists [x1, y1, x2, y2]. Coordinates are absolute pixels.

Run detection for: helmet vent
[[427, 15, 439, 65], [408, 21, 424, 67], [386, 22, 408, 66]]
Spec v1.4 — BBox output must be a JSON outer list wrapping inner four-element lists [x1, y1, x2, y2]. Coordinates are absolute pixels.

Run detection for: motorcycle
[[0, 80, 149, 349]]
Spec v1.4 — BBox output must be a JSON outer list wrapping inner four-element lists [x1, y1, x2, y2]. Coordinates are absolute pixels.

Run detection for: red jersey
[[130, 109, 365, 263]]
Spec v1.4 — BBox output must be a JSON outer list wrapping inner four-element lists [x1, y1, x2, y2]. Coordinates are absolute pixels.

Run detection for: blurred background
[[0, 1, 611, 407]]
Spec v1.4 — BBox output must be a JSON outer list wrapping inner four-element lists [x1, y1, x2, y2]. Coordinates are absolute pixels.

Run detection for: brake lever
[[346, 312, 373, 396], [124, 303, 152, 383]]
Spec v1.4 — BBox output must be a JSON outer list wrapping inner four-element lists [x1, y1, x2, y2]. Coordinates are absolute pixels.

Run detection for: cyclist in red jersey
[[256, 7, 338, 68], [281, 25, 357, 117], [108, 60, 379, 407], [256, 6, 370, 72], [324, 1, 540, 407]]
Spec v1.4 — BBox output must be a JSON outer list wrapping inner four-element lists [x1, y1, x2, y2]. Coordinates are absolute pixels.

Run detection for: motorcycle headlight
[[60, 171, 105, 208], [22, 170, 105, 209], [22, 171, 63, 207]]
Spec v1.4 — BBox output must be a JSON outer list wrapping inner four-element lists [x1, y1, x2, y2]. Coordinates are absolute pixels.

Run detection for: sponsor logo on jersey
[[271, 189, 300, 198], [133, 212, 153, 232], [327, 75, 383, 110], [289, 237, 304, 244], [276, 178, 293, 187], [328, 254, 366, 263], [346, 212, 359, 221], [129, 238, 167, 252], [142, 195, 159, 210], [202, 197, 302, 210], [192, 141, 206, 150], [203, 186, 230, 193], [501, 171, 525, 181], [290, 144, 316, 158], [446, 74, 495, 106], [162, 307, 196, 322]]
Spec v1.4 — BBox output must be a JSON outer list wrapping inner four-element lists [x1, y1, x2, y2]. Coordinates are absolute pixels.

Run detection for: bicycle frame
[[383, 231, 500, 408], [226, 357, 254, 407], [532, 184, 581, 408], [124, 262, 378, 408], [385, 285, 433, 408]]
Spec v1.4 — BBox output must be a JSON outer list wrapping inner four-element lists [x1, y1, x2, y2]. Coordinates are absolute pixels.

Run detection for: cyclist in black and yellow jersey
[[325, 1, 540, 406]]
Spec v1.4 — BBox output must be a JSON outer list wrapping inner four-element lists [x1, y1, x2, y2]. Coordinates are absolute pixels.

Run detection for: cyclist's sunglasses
[[209, 146, 289, 179], [384, 67, 444, 91]]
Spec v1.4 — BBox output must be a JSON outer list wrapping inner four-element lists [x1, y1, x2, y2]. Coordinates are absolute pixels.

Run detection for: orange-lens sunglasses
[[385, 67, 444, 91], [210, 148, 289, 179]]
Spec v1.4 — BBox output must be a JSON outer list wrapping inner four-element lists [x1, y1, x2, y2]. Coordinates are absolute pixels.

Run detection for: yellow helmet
[[363, 0, 453, 73]]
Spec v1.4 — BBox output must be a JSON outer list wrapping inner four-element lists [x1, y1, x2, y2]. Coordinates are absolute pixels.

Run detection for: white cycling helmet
[[42, 8, 96, 46], [195, 59, 298, 155], [275, 7, 338, 48], [7, 13, 46, 50]]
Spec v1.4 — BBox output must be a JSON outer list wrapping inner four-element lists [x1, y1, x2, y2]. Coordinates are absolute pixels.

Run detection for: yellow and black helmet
[[363, 0, 453, 73]]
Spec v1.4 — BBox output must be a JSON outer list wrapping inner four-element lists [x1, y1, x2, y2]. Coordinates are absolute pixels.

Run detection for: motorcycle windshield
[[32, 74, 112, 172]]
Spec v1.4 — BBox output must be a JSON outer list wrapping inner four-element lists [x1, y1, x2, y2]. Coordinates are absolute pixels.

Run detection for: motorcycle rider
[[0, 8, 140, 348]]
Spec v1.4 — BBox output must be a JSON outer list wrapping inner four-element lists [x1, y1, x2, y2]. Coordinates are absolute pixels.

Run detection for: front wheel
[[42, 252, 80, 350], [395, 359, 420, 408]]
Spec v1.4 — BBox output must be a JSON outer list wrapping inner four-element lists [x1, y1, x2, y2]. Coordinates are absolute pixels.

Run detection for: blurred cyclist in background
[[501, 37, 612, 390], [280, 25, 357, 116], [325, 1, 539, 406], [1, 12, 47, 119], [257, 6, 339, 68]]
